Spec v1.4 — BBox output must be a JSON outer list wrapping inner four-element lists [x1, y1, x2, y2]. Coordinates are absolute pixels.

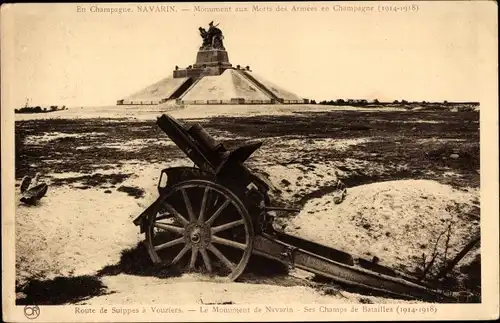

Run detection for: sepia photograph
[[2, 1, 498, 322]]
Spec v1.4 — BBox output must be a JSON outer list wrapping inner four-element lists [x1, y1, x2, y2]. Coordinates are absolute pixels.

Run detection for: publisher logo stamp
[[24, 305, 40, 319]]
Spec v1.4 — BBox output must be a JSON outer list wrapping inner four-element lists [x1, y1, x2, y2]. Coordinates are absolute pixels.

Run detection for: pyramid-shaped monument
[[117, 22, 307, 105]]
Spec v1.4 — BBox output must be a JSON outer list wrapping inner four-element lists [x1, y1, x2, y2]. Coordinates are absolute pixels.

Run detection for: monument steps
[[177, 75, 206, 101], [236, 69, 283, 103], [243, 71, 304, 102], [166, 77, 195, 101]]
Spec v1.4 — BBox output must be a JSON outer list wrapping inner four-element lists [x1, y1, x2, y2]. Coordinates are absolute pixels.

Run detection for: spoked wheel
[[146, 180, 254, 281]]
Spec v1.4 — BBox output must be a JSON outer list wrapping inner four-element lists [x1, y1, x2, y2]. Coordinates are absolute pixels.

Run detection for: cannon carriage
[[133, 114, 470, 302]]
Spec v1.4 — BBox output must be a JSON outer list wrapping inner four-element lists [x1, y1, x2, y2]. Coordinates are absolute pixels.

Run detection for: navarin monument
[[117, 22, 307, 106]]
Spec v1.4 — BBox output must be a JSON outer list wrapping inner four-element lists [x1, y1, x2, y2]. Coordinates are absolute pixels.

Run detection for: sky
[[1, 1, 497, 108]]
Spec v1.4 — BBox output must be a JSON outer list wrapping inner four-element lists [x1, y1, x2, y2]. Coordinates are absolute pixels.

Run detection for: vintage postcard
[[1, 1, 498, 322]]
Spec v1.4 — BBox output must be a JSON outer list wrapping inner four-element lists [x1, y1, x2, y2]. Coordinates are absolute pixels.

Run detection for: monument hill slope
[[119, 77, 191, 105], [14, 103, 480, 304], [181, 69, 271, 102], [242, 70, 304, 101], [118, 68, 306, 105]]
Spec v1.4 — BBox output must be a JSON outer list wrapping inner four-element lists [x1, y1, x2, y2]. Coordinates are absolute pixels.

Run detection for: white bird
[[20, 172, 48, 205], [28, 172, 41, 189], [332, 178, 347, 205]]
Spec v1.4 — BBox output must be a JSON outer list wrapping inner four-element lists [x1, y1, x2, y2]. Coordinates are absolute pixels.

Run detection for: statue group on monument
[[199, 21, 225, 50]]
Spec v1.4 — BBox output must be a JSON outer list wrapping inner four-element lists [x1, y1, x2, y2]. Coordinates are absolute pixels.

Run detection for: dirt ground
[[14, 103, 480, 305]]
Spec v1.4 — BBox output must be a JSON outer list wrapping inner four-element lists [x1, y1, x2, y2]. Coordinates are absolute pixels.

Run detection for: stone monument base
[[194, 49, 230, 67], [173, 49, 232, 78]]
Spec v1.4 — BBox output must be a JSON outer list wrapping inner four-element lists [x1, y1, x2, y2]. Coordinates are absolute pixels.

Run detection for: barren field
[[14, 104, 480, 305]]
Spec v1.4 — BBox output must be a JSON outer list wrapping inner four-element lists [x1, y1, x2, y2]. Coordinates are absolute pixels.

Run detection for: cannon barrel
[[156, 114, 265, 190], [188, 123, 229, 160], [156, 114, 218, 173]]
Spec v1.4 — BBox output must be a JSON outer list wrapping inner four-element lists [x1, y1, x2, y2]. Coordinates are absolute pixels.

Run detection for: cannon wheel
[[146, 179, 254, 281]]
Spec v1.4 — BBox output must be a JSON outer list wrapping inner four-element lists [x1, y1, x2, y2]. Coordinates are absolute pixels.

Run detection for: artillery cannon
[[133, 114, 471, 302]]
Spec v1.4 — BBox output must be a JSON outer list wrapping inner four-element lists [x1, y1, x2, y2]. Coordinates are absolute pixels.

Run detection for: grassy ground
[[14, 106, 480, 304], [16, 110, 479, 192]]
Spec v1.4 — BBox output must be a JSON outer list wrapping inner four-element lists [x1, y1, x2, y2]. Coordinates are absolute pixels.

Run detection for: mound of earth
[[282, 179, 480, 289], [15, 187, 144, 286]]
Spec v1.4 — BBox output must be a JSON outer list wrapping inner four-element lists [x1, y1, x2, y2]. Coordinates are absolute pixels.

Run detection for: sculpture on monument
[[198, 27, 211, 49], [199, 21, 225, 50]]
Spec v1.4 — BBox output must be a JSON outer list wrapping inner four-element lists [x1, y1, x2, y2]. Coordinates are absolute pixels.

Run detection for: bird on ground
[[19, 172, 48, 205], [332, 172, 347, 204]]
